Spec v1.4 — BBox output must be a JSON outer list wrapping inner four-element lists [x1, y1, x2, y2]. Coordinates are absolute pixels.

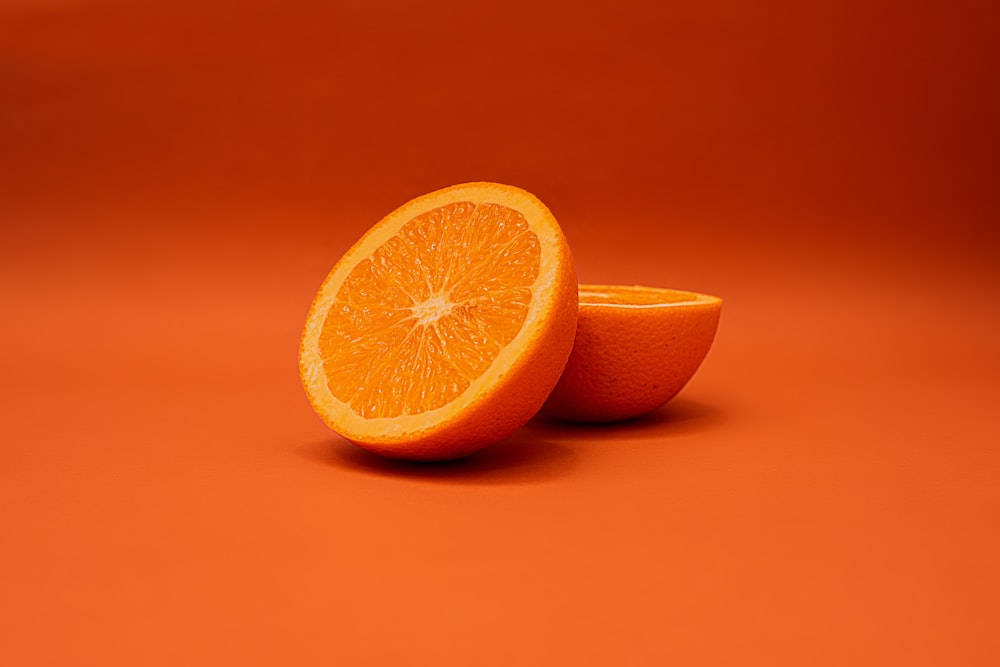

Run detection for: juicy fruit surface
[[319, 201, 540, 419], [299, 182, 578, 461], [577, 285, 709, 306], [542, 285, 721, 423]]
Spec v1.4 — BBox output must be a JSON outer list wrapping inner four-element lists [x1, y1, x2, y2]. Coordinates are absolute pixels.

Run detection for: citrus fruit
[[299, 182, 578, 461], [541, 285, 721, 423]]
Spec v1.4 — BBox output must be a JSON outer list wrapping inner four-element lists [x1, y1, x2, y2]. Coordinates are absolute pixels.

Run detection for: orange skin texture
[[542, 286, 721, 423], [299, 182, 579, 461]]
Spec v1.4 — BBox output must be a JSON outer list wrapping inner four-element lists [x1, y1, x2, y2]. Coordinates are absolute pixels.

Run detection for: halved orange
[[541, 285, 721, 423], [299, 182, 578, 460]]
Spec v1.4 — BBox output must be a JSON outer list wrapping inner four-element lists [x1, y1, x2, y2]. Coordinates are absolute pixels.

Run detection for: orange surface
[[543, 286, 721, 422], [300, 183, 578, 460], [2, 1, 999, 664]]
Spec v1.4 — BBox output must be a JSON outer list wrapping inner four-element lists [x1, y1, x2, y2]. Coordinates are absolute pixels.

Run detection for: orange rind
[[542, 285, 721, 423]]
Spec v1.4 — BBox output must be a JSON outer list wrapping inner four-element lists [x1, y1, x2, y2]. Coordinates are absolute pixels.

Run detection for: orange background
[[2, 0, 999, 664]]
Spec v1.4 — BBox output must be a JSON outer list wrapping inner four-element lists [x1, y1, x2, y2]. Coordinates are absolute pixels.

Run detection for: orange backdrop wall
[[2, 1, 998, 665]]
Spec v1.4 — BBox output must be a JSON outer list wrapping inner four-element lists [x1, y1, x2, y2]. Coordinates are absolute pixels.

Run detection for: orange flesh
[[579, 285, 710, 306], [317, 201, 541, 419]]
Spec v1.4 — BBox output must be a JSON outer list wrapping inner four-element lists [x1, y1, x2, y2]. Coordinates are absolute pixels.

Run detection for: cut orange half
[[541, 285, 721, 423], [299, 182, 578, 460]]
